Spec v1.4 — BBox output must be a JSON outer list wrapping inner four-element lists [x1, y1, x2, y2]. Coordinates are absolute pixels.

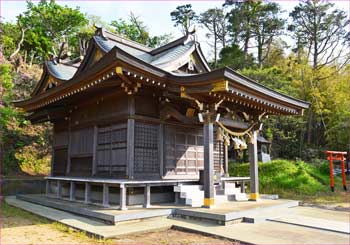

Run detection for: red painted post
[[341, 155, 347, 191], [347, 152, 350, 176], [329, 156, 335, 192]]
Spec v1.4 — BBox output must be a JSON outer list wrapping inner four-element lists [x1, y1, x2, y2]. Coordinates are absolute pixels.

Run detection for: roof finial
[[94, 24, 107, 39]]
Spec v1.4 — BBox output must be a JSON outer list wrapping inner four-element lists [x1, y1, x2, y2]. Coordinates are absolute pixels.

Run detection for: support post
[[203, 119, 214, 208], [56, 180, 62, 198], [102, 183, 109, 207], [92, 126, 98, 176], [84, 182, 91, 204], [66, 118, 71, 175], [341, 155, 347, 191], [241, 180, 246, 193], [249, 130, 259, 201], [143, 185, 151, 208], [119, 184, 127, 210], [46, 180, 50, 195], [159, 124, 164, 177], [329, 157, 335, 192], [69, 181, 76, 201], [224, 143, 229, 177], [126, 96, 135, 179]]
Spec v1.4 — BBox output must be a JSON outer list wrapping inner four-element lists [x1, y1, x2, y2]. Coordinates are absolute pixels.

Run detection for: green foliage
[[288, 0, 350, 69], [225, 0, 285, 67], [111, 13, 172, 48], [170, 4, 197, 34], [0, 22, 21, 58], [18, 0, 87, 59], [218, 44, 255, 70], [198, 8, 227, 66], [229, 159, 333, 197], [0, 63, 51, 176]]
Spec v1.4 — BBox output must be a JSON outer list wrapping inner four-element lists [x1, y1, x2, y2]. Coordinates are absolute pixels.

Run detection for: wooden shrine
[[15, 28, 309, 209]]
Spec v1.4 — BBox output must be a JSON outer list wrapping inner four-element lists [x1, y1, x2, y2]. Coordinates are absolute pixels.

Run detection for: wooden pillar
[[66, 118, 71, 175], [102, 183, 109, 207], [159, 124, 164, 177], [84, 182, 91, 204], [143, 185, 151, 208], [224, 143, 229, 177], [127, 96, 135, 179], [69, 181, 76, 201], [50, 148, 54, 177], [119, 184, 127, 210], [203, 119, 215, 208], [248, 130, 259, 200], [92, 126, 98, 176], [46, 180, 50, 195], [56, 180, 62, 198]]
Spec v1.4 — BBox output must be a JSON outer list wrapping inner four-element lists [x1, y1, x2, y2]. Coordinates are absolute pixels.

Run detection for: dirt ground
[[0, 203, 236, 245]]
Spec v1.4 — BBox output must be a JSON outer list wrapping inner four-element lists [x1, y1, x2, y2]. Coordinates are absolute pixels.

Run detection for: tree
[[218, 44, 255, 70], [198, 8, 227, 67], [111, 13, 172, 48], [18, 0, 87, 61], [170, 4, 197, 34], [251, 2, 284, 68], [288, 0, 350, 70], [225, 0, 285, 68]]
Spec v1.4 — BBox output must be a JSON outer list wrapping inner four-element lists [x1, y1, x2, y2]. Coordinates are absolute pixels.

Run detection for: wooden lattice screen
[[134, 122, 159, 174]]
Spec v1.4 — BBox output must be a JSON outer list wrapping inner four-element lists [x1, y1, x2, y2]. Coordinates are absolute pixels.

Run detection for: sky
[[1, 0, 349, 58]]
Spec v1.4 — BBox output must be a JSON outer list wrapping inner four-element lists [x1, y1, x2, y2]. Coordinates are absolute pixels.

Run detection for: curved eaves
[[31, 61, 76, 96], [194, 42, 211, 72], [46, 61, 77, 81]]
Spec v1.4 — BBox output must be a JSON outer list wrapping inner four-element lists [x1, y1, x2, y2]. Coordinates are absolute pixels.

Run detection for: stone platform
[[16, 194, 298, 225], [17, 194, 175, 224], [6, 196, 350, 244]]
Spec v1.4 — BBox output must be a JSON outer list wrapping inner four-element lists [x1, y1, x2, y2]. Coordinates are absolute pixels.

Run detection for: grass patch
[[1, 201, 49, 225], [229, 159, 349, 204], [1, 201, 111, 243]]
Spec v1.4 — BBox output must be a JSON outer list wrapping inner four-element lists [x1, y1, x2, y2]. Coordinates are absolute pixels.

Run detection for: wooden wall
[[51, 88, 223, 180]]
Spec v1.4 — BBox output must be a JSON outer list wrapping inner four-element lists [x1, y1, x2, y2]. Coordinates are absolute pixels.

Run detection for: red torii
[[324, 151, 347, 192]]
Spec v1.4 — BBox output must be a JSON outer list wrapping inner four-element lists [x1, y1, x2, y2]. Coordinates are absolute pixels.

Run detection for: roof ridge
[[95, 27, 153, 52], [150, 32, 194, 55]]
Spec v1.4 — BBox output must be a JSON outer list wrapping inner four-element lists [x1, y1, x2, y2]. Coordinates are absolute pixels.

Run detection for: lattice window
[[134, 122, 159, 173]]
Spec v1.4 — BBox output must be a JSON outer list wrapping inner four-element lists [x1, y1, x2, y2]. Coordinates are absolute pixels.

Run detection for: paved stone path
[[5, 196, 350, 244]]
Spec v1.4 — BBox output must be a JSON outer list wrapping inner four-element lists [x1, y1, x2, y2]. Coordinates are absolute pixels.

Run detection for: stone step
[[185, 197, 203, 207], [174, 185, 203, 193], [228, 193, 248, 201], [180, 190, 204, 199], [214, 194, 228, 204]]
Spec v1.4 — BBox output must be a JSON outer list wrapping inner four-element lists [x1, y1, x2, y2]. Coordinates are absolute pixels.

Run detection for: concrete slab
[[171, 218, 350, 245], [268, 214, 350, 234], [5, 196, 173, 238], [17, 194, 174, 224], [175, 199, 299, 224], [6, 196, 350, 244]]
